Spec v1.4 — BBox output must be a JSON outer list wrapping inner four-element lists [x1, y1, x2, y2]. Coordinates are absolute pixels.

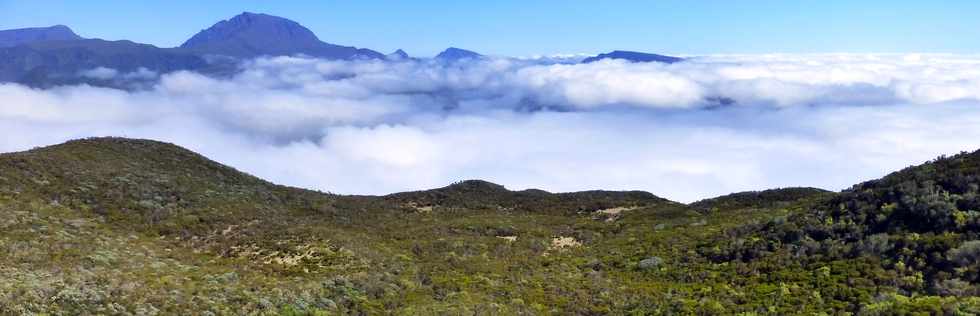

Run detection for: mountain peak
[[435, 47, 482, 61], [180, 12, 320, 55], [387, 49, 410, 60], [225, 12, 309, 34], [0, 25, 82, 47], [179, 12, 382, 60]]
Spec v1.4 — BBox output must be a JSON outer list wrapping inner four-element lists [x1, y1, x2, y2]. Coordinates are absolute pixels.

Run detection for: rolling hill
[[1, 138, 979, 314]]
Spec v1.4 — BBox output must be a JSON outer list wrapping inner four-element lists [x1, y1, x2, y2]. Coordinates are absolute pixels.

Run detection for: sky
[[2, 1, 980, 56]]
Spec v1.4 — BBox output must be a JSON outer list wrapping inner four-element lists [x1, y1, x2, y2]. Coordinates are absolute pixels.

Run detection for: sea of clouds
[[3, 54, 980, 202]]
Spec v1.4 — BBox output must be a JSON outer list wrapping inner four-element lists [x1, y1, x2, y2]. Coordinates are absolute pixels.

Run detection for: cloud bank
[[3, 54, 980, 202]]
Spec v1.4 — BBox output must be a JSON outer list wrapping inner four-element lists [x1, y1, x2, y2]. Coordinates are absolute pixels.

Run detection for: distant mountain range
[[0, 12, 683, 88]]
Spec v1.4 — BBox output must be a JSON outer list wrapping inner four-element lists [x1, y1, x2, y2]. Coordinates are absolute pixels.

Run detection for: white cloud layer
[[4, 54, 980, 202]]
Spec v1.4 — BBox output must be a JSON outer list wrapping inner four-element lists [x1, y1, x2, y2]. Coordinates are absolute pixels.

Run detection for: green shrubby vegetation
[[689, 187, 832, 214], [1, 138, 979, 314], [708, 152, 980, 307]]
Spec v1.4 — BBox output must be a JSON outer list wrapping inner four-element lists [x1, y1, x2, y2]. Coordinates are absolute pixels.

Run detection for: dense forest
[[1, 138, 979, 314]]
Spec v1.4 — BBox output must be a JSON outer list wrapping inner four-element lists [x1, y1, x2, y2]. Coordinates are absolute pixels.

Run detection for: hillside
[[1, 138, 979, 314], [690, 187, 832, 213], [705, 151, 980, 301], [385, 179, 673, 215], [0, 138, 331, 233]]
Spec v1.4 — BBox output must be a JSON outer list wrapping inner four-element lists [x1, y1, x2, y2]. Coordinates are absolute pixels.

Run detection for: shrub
[[949, 240, 980, 266]]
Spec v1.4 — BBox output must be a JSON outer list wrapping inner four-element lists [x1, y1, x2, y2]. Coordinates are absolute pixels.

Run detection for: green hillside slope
[[0, 138, 978, 314]]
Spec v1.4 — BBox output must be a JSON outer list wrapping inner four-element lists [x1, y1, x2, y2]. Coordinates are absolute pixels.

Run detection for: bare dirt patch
[[594, 206, 639, 222]]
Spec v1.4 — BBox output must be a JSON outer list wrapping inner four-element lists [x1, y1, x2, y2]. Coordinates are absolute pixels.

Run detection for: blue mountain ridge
[[0, 13, 684, 89], [0, 25, 82, 48], [180, 12, 383, 59]]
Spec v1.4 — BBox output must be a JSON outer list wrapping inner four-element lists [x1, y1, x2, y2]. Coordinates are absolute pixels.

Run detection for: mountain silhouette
[[386, 49, 411, 60], [435, 47, 482, 61], [180, 12, 383, 59], [581, 50, 683, 64]]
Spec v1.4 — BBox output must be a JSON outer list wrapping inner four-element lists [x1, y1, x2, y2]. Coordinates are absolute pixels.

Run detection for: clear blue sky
[[1, 0, 978, 56]]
